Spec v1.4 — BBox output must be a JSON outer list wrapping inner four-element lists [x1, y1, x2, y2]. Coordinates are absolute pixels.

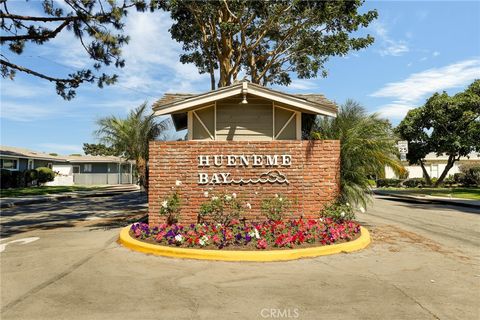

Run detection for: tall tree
[[95, 103, 170, 190], [396, 80, 480, 186], [0, 0, 148, 99], [313, 100, 404, 207], [157, 0, 377, 89], [83, 143, 118, 156]]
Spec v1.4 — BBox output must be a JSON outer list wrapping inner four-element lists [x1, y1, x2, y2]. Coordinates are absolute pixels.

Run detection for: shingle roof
[[152, 81, 337, 114], [0, 146, 130, 163]]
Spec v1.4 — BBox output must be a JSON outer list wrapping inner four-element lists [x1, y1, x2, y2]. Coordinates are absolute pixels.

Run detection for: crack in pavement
[[390, 283, 441, 320], [1, 233, 118, 314]]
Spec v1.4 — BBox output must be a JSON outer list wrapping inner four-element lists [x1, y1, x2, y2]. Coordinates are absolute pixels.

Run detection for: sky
[[1, 0, 479, 155]]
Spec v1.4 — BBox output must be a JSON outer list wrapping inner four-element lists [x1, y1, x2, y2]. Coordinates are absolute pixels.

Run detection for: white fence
[[73, 173, 133, 185]]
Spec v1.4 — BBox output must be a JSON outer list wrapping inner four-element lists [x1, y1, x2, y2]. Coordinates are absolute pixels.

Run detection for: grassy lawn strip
[[379, 187, 480, 200], [0, 186, 108, 198]]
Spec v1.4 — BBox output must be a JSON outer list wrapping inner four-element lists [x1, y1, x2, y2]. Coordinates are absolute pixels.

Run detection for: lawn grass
[[0, 185, 108, 198], [379, 187, 480, 200]]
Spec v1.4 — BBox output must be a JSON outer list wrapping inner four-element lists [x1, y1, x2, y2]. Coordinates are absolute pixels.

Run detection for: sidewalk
[[373, 189, 480, 209], [0, 184, 141, 208]]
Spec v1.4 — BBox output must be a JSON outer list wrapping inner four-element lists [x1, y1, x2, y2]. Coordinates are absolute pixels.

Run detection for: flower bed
[[130, 218, 361, 250]]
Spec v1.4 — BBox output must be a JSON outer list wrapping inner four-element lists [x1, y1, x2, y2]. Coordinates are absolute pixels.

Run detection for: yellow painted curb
[[118, 225, 371, 262]]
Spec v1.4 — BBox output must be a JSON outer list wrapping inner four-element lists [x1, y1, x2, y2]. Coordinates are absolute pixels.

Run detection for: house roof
[[0, 146, 130, 163], [152, 81, 337, 118], [0, 146, 65, 161]]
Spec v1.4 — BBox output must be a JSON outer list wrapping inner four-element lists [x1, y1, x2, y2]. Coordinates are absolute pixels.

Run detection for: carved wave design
[[230, 170, 289, 185]]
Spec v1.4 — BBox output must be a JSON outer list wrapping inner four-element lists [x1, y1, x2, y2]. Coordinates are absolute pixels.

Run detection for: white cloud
[[375, 103, 414, 119], [0, 101, 62, 122], [433, 51, 440, 57], [371, 21, 410, 57], [371, 58, 480, 119], [285, 79, 319, 91]]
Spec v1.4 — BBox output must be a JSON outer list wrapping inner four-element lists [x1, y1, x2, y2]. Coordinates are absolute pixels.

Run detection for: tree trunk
[[136, 157, 147, 193], [434, 155, 456, 187], [419, 160, 432, 186]]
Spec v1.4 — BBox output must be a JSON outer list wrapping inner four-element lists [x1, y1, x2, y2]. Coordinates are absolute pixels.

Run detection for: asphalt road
[[1, 195, 479, 320]]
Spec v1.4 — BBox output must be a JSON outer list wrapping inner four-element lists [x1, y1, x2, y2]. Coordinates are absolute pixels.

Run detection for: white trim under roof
[[153, 82, 337, 118]]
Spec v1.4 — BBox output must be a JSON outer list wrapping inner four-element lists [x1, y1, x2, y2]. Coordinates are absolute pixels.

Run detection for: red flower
[[257, 239, 267, 249]]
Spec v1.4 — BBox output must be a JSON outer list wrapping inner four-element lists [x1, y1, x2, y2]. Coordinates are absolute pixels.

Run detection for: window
[[84, 164, 92, 172], [28, 159, 34, 170], [72, 166, 80, 174], [47, 163, 53, 169], [1, 159, 19, 170]]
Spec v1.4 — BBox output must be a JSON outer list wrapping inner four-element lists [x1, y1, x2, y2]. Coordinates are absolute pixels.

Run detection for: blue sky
[[1, 1, 479, 155]]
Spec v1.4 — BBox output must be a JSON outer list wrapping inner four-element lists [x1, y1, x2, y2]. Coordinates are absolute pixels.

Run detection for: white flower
[[274, 194, 279, 198], [232, 193, 237, 199], [359, 206, 365, 213], [279, 197, 283, 202], [211, 196, 219, 201], [254, 228, 260, 239], [346, 203, 350, 207], [225, 195, 232, 201], [199, 239, 205, 246], [340, 212, 346, 218], [162, 200, 168, 208], [201, 235, 209, 244], [175, 180, 182, 186], [174, 234, 184, 243], [255, 191, 258, 195], [245, 202, 252, 209], [204, 191, 209, 198], [319, 217, 324, 222]]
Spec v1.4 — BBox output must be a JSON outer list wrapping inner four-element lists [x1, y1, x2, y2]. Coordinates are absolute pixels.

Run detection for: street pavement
[[0, 195, 479, 320]]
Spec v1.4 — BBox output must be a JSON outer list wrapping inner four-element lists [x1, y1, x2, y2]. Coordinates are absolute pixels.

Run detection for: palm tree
[[95, 102, 170, 191], [312, 100, 404, 208]]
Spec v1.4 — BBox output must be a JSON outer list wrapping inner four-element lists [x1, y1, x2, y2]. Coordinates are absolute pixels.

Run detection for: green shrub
[[442, 175, 455, 187], [376, 178, 402, 188], [199, 192, 244, 226], [1, 169, 12, 188], [24, 169, 38, 186], [260, 194, 291, 221], [402, 178, 426, 188], [36, 167, 55, 184], [320, 201, 355, 223], [453, 172, 465, 184], [458, 164, 480, 186]]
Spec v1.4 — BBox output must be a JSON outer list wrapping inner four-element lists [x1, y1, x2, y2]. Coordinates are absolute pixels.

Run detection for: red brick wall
[[148, 140, 340, 225]]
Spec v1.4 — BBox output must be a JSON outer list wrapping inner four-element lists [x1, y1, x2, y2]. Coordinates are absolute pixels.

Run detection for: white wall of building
[[45, 164, 74, 186], [385, 163, 463, 179]]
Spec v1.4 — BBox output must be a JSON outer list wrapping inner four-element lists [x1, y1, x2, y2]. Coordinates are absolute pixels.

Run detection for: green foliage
[[320, 202, 355, 223], [0, 169, 13, 189], [95, 102, 170, 190], [159, 190, 181, 225], [24, 169, 38, 185], [35, 167, 55, 184], [458, 164, 480, 186], [157, 0, 377, 88], [396, 80, 480, 186], [83, 143, 118, 156], [442, 175, 455, 187], [312, 100, 405, 207], [49, 153, 58, 156], [1, 0, 148, 99], [403, 178, 426, 188], [260, 194, 291, 221], [199, 193, 244, 226], [376, 179, 402, 188]]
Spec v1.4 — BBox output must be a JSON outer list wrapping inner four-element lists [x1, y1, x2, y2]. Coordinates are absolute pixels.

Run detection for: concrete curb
[[0, 189, 140, 208], [373, 190, 480, 209], [118, 225, 371, 262]]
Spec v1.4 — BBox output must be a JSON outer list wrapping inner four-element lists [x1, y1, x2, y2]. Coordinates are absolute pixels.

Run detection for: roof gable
[[153, 81, 337, 118]]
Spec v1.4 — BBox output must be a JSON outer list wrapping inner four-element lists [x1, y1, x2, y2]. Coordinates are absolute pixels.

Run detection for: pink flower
[[256, 239, 268, 249]]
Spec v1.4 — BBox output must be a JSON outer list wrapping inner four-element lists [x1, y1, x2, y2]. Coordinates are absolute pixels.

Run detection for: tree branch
[[0, 58, 79, 83], [0, 19, 71, 42]]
